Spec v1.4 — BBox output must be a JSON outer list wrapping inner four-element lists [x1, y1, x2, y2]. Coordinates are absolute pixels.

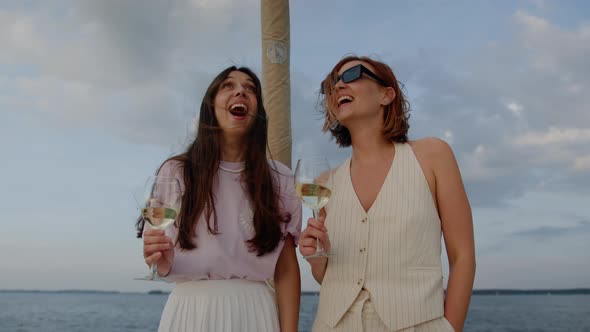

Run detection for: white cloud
[[461, 145, 503, 181], [402, 11, 590, 205], [2, 2, 590, 293], [506, 101, 523, 116], [530, 0, 548, 10], [0, 10, 44, 62], [515, 11, 550, 33], [443, 130, 454, 144], [0, 1, 263, 147], [515, 127, 590, 146], [574, 155, 590, 171], [189, 0, 257, 10]]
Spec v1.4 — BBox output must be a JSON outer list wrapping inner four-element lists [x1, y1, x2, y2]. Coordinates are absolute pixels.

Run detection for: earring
[[329, 118, 342, 131], [327, 109, 342, 131]]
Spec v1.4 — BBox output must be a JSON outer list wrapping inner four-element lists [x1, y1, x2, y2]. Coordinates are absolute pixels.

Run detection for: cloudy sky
[[1, 0, 589, 293]]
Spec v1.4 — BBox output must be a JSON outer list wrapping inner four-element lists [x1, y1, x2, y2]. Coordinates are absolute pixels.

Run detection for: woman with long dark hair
[[138, 66, 301, 332]]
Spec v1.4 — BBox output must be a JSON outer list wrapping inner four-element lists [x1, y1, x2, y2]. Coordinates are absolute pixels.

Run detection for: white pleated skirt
[[158, 279, 279, 332]]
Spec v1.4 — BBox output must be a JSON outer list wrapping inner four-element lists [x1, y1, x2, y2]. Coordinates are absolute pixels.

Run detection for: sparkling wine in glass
[[295, 157, 333, 259], [135, 175, 181, 281]]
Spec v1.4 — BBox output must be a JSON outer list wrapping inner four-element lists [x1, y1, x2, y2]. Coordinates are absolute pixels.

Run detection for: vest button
[[361, 217, 367, 223], [359, 248, 365, 253]]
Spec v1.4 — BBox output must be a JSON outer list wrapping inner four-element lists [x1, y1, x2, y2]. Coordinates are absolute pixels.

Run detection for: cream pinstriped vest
[[316, 143, 444, 331]]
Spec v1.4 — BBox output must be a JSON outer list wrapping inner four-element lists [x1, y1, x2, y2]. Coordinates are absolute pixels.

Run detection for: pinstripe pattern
[[314, 143, 445, 331], [313, 290, 454, 331]]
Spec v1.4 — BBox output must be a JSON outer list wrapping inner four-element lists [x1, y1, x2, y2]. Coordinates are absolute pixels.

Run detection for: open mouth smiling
[[337, 96, 353, 107], [229, 103, 248, 118]]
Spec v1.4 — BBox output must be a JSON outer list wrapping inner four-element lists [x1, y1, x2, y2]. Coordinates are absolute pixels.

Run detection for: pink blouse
[[156, 159, 302, 282]]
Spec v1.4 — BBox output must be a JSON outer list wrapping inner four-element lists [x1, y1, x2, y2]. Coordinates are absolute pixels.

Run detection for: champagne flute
[[135, 175, 181, 281], [295, 157, 333, 259]]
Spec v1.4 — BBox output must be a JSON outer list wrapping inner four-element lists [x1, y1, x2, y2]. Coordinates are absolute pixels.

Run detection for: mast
[[261, 0, 291, 167]]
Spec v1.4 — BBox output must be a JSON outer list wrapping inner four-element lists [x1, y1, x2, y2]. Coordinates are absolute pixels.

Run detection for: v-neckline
[[348, 143, 399, 215]]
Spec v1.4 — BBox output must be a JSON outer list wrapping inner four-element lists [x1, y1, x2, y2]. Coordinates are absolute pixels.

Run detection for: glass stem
[[312, 209, 324, 253], [150, 263, 158, 279]]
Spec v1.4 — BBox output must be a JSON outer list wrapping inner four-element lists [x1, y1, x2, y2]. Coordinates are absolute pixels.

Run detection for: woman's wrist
[[307, 256, 328, 267]]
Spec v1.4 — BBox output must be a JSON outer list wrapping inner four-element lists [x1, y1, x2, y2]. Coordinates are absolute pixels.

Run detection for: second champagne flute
[[135, 175, 182, 281], [295, 157, 333, 259]]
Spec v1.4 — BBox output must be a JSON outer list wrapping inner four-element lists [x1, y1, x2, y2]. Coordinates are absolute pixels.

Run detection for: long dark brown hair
[[320, 55, 411, 147], [136, 66, 290, 256]]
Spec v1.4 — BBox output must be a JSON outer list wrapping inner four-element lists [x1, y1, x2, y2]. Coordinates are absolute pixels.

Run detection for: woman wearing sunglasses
[[299, 56, 475, 332], [138, 66, 302, 332]]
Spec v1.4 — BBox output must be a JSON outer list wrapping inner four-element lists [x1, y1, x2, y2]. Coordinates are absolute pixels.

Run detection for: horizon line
[[2, 287, 589, 294]]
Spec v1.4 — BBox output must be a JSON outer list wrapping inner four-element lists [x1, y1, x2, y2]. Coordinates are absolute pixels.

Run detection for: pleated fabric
[[158, 279, 279, 332]]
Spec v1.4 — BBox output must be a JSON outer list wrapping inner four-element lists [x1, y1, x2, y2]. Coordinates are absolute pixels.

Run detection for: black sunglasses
[[321, 64, 388, 94]]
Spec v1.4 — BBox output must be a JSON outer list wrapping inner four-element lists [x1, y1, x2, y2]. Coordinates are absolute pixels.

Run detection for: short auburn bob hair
[[320, 55, 411, 147]]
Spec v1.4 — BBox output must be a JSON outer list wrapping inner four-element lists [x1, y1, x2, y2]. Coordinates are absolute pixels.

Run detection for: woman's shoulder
[[159, 158, 185, 177], [407, 137, 458, 175], [408, 137, 454, 158], [267, 160, 297, 197], [267, 159, 294, 175]]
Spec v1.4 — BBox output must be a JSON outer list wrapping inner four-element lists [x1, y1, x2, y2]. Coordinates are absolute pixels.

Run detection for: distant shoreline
[[470, 289, 590, 295], [0, 290, 123, 294], [1, 289, 589, 295]]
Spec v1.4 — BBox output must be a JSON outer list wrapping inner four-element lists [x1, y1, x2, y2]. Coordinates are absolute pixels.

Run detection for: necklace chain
[[219, 165, 246, 173]]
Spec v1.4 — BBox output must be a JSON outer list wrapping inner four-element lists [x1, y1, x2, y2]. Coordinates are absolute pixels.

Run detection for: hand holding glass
[[295, 157, 333, 259], [135, 175, 181, 281]]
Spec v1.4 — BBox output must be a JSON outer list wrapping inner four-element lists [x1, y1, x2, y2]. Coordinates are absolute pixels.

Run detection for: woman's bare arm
[[274, 236, 301, 332], [431, 138, 476, 332]]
